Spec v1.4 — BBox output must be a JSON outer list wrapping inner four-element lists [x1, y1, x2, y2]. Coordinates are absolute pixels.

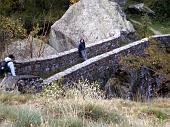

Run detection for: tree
[[141, 14, 152, 37], [0, 0, 69, 33], [0, 15, 27, 57]]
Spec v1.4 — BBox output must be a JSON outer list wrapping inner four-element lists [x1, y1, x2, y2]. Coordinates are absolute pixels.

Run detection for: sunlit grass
[[0, 82, 169, 127], [0, 103, 41, 127], [151, 21, 170, 34], [0, 91, 32, 104]]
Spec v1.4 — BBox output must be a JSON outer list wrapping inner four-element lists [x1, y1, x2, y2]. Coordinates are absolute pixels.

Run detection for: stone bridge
[[16, 34, 170, 85], [16, 32, 121, 78]]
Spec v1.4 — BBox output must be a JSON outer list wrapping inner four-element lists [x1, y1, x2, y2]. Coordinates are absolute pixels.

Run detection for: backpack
[[0, 61, 10, 76]]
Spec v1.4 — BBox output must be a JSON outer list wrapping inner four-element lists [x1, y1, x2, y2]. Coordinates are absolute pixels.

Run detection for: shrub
[[40, 79, 105, 100]]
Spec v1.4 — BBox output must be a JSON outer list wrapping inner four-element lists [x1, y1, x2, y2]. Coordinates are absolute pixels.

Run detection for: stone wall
[[16, 33, 121, 77], [16, 34, 170, 85], [44, 34, 170, 84]]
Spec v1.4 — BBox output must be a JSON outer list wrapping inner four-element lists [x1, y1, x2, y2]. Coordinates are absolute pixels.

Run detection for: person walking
[[0, 54, 17, 91], [78, 39, 88, 61]]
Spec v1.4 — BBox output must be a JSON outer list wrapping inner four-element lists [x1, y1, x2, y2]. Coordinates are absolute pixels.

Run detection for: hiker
[[78, 39, 88, 61], [0, 54, 17, 91]]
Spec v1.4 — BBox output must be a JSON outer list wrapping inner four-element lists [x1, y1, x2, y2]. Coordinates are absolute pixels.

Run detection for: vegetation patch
[[0, 103, 41, 127], [151, 21, 170, 34], [141, 107, 170, 121], [0, 92, 32, 104], [120, 39, 170, 82], [49, 117, 84, 127], [81, 103, 124, 124]]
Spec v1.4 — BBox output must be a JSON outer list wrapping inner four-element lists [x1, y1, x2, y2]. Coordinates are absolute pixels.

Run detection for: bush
[[127, 0, 170, 22], [150, 0, 170, 22]]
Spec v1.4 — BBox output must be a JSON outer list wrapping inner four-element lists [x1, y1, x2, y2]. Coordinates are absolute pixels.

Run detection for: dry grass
[[0, 91, 32, 104], [0, 81, 169, 127]]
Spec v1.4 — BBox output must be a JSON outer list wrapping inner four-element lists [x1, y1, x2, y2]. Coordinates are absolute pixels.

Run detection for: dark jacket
[[78, 42, 86, 51]]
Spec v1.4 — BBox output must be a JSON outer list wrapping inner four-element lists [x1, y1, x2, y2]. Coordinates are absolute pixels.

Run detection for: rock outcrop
[[105, 67, 170, 100], [2, 36, 57, 60], [49, 0, 135, 52], [110, 0, 127, 7], [0, 75, 44, 93], [128, 3, 155, 15]]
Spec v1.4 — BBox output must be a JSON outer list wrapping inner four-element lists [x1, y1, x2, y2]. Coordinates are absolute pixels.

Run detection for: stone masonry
[[16, 33, 121, 77], [16, 34, 170, 85], [44, 34, 170, 85]]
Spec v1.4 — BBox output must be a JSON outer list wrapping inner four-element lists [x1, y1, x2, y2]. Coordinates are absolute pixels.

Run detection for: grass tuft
[[0, 103, 41, 127], [0, 92, 31, 104], [49, 117, 84, 127]]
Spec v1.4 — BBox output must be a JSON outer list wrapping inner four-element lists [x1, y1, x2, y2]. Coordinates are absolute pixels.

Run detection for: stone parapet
[[16, 34, 121, 77], [44, 34, 170, 84]]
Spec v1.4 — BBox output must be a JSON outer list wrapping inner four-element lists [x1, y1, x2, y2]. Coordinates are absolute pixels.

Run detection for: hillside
[[125, 0, 170, 36]]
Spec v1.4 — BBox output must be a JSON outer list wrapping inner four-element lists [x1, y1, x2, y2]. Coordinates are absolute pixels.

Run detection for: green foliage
[[140, 14, 152, 37], [14, 108, 41, 127], [40, 79, 105, 100], [120, 39, 170, 81], [0, 0, 69, 31], [151, 21, 170, 34], [150, 0, 170, 22], [141, 108, 169, 121], [0, 15, 27, 42], [127, 0, 170, 22], [129, 15, 153, 38], [39, 79, 64, 99]]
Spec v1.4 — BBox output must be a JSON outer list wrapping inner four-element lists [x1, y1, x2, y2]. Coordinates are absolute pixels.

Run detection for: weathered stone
[[0, 75, 44, 93], [13, 34, 170, 84], [0, 75, 18, 91], [128, 3, 155, 15], [44, 38, 149, 85], [17, 75, 44, 93], [109, 0, 127, 7], [105, 70, 130, 99], [105, 66, 170, 100], [49, 0, 135, 52], [2, 37, 57, 60], [44, 34, 170, 85], [16, 35, 121, 77], [9, 35, 170, 97]]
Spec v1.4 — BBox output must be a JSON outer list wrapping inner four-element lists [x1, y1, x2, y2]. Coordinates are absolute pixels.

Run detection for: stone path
[[149, 27, 162, 35]]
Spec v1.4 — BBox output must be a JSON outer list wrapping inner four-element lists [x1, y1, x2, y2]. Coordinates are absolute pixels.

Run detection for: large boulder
[[109, 0, 127, 7], [2, 36, 57, 60], [49, 0, 135, 52]]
